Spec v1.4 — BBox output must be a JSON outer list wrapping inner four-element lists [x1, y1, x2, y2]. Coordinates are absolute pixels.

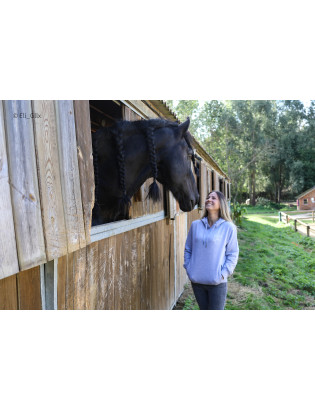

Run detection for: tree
[[166, 100, 315, 204], [165, 100, 201, 137]]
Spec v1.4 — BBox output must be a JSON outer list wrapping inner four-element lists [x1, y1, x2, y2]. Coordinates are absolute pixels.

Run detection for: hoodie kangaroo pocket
[[216, 265, 224, 284], [186, 259, 193, 278]]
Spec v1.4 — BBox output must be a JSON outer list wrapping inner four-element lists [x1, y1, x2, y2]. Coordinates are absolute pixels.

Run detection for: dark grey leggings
[[191, 282, 227, 310]]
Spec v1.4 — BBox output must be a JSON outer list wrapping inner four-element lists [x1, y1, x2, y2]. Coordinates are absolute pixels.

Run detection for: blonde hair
[[202, 191, 233, 223]]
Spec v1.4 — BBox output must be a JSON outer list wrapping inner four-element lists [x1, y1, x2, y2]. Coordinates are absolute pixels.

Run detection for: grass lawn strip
[[226, 214, 315, 310]]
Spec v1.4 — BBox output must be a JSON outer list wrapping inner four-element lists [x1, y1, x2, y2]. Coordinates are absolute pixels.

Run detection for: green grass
[[183, 296, 199, 310], [298, 219, 315, 224], [226, 214, 315, 310], [241, 204, 295, 215]]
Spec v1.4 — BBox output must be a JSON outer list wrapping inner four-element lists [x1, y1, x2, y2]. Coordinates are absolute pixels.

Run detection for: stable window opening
[[89, 100, 167, 234]]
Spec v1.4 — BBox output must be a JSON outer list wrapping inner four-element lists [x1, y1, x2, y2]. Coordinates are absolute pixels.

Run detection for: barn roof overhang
[[296, 186, 315, 199], [146, 100, 230, 182]]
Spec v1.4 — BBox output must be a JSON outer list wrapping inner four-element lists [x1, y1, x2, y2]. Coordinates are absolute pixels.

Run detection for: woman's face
[[205, 192, 220, 212]]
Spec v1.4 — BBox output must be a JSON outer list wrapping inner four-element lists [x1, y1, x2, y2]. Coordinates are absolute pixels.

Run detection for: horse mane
[[92, 118, 195, 219]]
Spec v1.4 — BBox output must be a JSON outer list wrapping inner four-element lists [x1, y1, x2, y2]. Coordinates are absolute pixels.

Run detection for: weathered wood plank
[[0, 101, 19, 279], [200, 162, 207, 208], [123, 105, 142, 122], [207, 169, 210, 194], [97, 238, 108, 309], [85, 242, 99, 310], [107, 235, 116, 310], [130, 229, 141, 309], [123, 100, 159, 119], [140, 227, 149, 310], [164, 221, 170, 309], [73, 246, 87, 309], [4, 100, 47, 271], [114, 234, 124, 310], [55, 100, 86, 253], [0, 275, 18, 309], [168, 221, 175, 308], [121, 232, 130, 310], [57, 255, 67, 310], [214, 170, 219, 191], [158, 221, 165, 309], [179, 213, 188, 297], [65, 252, 74, 310], [17, 266, 42, 310], [32, 100, 68, 260], [143, 224, 152, 309], [175, 214, 188, 302], [73, 101, 95, 244], [150, 222, 159, 310]]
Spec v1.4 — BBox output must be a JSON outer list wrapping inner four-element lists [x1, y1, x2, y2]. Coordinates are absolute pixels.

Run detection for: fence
[[279, 211, 315, 238]]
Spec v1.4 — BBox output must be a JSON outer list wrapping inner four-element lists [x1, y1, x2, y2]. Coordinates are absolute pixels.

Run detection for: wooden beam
[[32, 100, 68, 260], [121, 100, 159, 119], [0, 101, 19, 278], [55, 101, 86, 253], [0, 274, 18, 309], [17, 266, 42, 310], [4, 100, 47, 271], [73, 100, 95, 245]]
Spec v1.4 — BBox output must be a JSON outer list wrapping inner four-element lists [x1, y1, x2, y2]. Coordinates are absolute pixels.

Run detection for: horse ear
[[178, 117, 190, 137]]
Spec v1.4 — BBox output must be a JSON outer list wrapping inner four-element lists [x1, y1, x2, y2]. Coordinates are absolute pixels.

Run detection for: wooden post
[[73, 100, 95, 245], [4, 100, 47, 271], [32, 100, 68, 261], [55, 100, 86, 253], [0, 101, 19, 278], [312, 211, 314, 223], [286, 214, 289, 224], [307, 225, 310, 237], [294, 219, 297, 232], [279, 212, 282, 222]]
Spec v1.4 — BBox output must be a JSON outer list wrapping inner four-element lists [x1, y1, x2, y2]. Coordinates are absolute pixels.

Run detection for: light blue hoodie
[[184, 217, 239, 285]]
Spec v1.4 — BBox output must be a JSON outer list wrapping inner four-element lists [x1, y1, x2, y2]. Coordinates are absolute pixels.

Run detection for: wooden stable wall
[[57, 219, 176, 310], [0, 99, 229, 310], [0, 267, 42, 310], [0, 213, 199, 310], [0, 100, 93, 280], [0, 218, 179, 310]]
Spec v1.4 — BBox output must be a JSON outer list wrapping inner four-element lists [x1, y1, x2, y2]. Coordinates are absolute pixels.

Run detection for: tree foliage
[[166, 100, 315, 203]]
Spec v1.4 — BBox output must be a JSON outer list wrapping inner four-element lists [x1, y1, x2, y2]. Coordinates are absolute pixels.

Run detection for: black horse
[[92, 117, 199, 225]]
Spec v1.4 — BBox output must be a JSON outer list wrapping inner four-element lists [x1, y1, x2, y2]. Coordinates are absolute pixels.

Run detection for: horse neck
[[124, 132, 155, 195]]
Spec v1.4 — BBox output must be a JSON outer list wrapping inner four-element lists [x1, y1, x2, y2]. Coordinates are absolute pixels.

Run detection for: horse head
[[154, 118, 200, 212], [92, 117, 200, 225]]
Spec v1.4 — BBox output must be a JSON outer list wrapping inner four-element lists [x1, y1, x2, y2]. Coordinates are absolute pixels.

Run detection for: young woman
[[184, 191, 239, 310]]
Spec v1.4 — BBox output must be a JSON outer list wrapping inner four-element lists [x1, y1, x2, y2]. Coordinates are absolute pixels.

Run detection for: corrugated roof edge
[[146, 100, 230, 181], [296, 186, 315, 199]]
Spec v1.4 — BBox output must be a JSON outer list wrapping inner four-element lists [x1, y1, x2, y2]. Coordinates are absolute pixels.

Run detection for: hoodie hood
[[201, 217, 226, 229], [200, 217, 226, 248]]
